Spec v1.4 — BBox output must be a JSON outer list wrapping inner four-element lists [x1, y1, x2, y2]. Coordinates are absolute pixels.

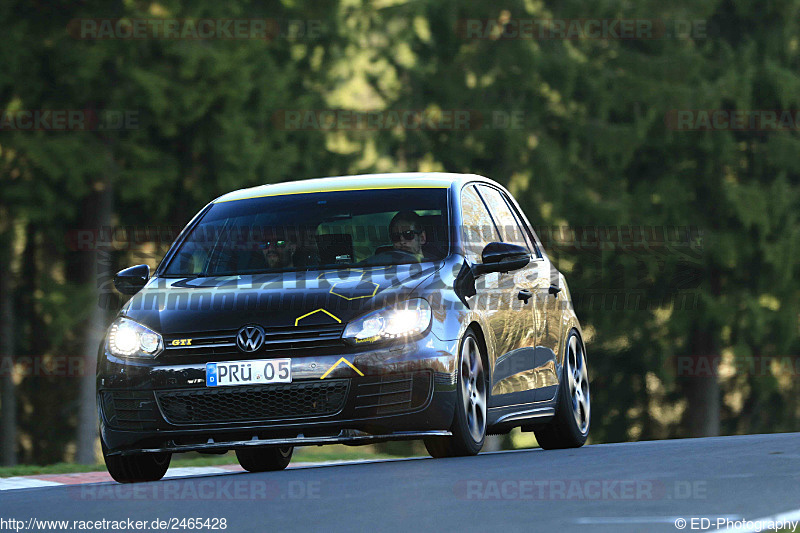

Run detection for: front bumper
[[98, 332, 459, 454]]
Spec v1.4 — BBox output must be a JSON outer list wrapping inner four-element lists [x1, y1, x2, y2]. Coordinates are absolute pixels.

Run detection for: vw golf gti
[[98, 173, 590, 482]]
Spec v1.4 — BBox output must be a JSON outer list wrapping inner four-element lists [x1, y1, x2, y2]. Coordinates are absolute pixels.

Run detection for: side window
[[504, 196, 544, 258], [461, 185, 501, 263], [476, 185, 533, 253]]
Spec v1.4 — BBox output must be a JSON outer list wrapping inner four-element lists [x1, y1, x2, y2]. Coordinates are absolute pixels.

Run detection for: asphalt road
[[2, 432, 799, 532]]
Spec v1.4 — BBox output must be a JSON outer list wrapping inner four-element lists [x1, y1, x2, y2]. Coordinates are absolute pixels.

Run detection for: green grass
[[0, 445, 407, 478], [0, 463, 105, 477]]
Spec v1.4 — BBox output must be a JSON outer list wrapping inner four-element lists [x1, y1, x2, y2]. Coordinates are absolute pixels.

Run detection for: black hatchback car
[[98, 173, 590, 482]]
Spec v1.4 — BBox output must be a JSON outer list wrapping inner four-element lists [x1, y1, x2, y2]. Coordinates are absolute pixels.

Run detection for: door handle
[[517, 289, 533, 304], [548, 284, 561, 297]]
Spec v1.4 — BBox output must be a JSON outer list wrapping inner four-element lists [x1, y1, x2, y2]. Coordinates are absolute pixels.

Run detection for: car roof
[[213, 172, 497, 203]]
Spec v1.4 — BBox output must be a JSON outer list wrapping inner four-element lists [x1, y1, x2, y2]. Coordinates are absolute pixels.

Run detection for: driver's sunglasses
[[390, 230, 422, 242], [260, 240, 287, 249]]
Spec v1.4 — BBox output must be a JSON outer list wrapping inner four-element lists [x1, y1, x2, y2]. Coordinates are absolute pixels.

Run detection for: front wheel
[[103, 442, 171, 483], [425, 330, 486, 458], [235, 446, 293, 472], [534, 330, 590, 449]]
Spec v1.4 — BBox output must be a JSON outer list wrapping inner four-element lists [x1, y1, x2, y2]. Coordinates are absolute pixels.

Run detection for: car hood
[[120, 262, 444, 335]]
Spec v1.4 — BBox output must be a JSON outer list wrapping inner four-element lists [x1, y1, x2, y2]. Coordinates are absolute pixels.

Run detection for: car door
[[534, 252, 565, 401], [501, 193, 563, 402], [473, 184, 548, 405], [461, 185, 526, 407]]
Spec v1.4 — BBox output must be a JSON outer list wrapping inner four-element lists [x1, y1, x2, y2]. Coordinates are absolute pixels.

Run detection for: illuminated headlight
[[343, 299, 432, 344], [107, 317, 163, 358]]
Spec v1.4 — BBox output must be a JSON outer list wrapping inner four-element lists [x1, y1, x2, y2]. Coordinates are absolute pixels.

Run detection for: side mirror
[[113, 264, 150, 295], [473, 242, 530, 275]]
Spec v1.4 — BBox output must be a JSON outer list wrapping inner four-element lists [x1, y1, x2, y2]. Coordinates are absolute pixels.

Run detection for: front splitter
[[111, 430, 452, 456]]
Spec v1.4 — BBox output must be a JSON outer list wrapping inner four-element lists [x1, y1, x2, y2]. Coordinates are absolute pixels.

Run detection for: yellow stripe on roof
[[215, 185, 448, 203]]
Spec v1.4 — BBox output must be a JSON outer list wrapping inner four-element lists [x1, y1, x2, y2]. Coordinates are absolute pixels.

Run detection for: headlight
[[107, 317, 164, 358], [343, 299, 432, 344]]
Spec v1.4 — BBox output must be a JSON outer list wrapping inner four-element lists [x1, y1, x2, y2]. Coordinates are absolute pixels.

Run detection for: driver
[[389, 211, 427, 262], [259, 225, 320, 269], [260, 230, 298, 269]]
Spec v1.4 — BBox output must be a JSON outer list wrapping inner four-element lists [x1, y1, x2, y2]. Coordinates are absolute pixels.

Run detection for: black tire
[[424, 330, 486, 458], [534, 329, 590, 449], [235, 446, 293, 472], [103, 442, 171, 484]]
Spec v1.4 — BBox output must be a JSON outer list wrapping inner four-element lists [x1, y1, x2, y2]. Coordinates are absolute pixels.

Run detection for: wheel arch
[[466, 321, 491, 388]]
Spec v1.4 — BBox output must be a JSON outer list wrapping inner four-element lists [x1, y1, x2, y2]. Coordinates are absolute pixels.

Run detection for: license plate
[[206, 359, 291, 387]]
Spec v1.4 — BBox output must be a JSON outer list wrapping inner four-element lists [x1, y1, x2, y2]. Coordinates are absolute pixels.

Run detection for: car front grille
[[101, 391, 160, 430], [156, 380, 350, 425], [354, 372, 432, 415], [162, 324, 346, 359]]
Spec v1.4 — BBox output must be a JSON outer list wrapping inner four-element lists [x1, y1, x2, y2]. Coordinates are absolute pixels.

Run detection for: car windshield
[[161, 187, 449, 277]]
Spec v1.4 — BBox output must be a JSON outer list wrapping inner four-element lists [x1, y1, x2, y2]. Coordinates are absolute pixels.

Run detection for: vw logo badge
[[236, 325, 265, 353]]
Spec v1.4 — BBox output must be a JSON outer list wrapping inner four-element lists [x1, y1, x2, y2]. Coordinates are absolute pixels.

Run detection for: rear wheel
[[235, 446, 293, 472], [425, 331, 486, 458], [103, 442, 171, 483], [534, 330, 590, 449]]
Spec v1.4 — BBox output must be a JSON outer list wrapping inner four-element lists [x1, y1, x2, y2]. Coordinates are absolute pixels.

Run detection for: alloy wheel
[[567, 334, 590, 434], [461, 335, 487, 443]]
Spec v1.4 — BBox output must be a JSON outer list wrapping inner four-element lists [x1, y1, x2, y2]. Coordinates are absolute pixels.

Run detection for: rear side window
[[460, 185, 501, 263]]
